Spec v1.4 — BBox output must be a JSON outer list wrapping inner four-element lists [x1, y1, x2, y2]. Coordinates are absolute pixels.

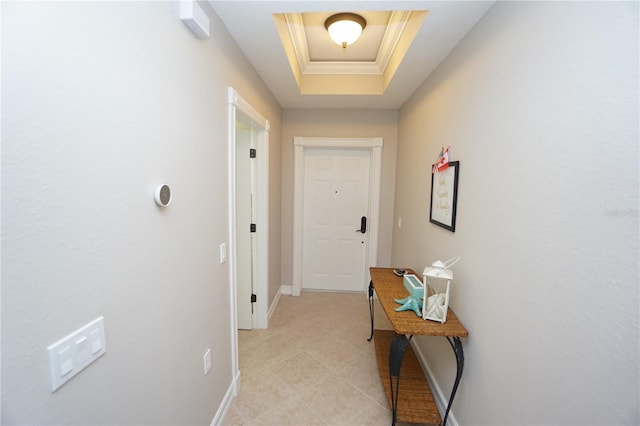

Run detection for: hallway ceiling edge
[[209, 1, 495, 109]]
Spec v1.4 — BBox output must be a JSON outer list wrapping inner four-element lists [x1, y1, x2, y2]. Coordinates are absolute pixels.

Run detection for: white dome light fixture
[[324, 13, 367, 49]]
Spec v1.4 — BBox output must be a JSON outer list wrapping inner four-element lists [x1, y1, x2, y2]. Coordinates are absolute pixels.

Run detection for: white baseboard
[[410, 341, 460, 426], [280, 285, 292, 295], [268, 287, 283, 319], [280, 284, 301, 296], [210, 370, 240, 426]]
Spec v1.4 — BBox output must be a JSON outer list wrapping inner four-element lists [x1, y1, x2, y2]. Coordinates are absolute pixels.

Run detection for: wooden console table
[[367, 267, 468, 426]]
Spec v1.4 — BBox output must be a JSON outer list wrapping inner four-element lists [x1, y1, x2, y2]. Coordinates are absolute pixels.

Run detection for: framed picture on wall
[[429, 161, 459, 232]]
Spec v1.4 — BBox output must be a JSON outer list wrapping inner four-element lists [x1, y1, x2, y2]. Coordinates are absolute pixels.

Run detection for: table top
[[370, 267, 469, 337]]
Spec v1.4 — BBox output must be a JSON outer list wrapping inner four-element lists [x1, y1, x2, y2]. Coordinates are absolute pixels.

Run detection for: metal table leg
[[443, 336, 465, 426], [389, 333, 412, 426], [367, 280, 375, 342]]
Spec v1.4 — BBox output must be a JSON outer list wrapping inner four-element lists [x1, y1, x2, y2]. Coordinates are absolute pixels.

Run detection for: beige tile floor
[[221, 291, 410, 426]]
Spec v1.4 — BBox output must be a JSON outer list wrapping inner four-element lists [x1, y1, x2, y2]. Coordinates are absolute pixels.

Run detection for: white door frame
[[227, 87, 269, 385], [292, 137, 383, 296]]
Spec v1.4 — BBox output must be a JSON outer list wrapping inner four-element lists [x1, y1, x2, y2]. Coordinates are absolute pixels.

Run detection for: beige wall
[[1, 2, 281, 424], [394, 2, 638, 424], [281, 109, 398, 289]]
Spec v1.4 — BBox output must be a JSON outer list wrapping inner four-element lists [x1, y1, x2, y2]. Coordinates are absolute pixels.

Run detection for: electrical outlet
[[203, 347, 212, 375]]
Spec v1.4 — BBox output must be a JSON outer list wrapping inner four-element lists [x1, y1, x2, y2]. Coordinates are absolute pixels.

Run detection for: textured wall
[[1, 2, 281, 424], [393, 2, 638, 424]]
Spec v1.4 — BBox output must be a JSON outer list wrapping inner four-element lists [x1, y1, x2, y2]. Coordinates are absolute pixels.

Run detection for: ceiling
[[209, 1, 495, 109]]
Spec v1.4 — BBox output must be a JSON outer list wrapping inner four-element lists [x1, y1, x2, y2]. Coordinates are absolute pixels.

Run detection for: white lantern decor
[[422, 256, 460, 323]]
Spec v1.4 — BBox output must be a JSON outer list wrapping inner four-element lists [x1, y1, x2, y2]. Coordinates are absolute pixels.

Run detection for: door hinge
[[250, 224, 256, 233], [251, 294, 257, 303], [250, 148, 256, 158]]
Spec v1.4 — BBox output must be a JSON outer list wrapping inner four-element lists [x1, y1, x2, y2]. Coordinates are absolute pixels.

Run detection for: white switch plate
[[47, 316, 106, 392], [203, 347, 212, 375], [219, 242, 227, 264]]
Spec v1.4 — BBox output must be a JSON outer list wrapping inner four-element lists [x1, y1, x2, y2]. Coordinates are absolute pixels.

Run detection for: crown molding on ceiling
[[375, 11, 413, 75], [271, 8, 430, 97], [284, 13, 311, 74], [283, 11, 415, 76]]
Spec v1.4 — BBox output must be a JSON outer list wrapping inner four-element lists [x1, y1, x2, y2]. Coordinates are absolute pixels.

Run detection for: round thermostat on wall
[[154, 184, 172, 207]]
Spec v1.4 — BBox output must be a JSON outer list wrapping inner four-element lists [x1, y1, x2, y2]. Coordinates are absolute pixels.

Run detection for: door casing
[[292, 137, 383, 296], [227, 87, 269, 391]]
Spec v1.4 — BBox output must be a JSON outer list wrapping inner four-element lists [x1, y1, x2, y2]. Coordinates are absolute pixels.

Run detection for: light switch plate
[[47, 316, 106, 391]]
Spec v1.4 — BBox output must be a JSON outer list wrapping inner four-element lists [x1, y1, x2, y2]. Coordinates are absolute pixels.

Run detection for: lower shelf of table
[[373, 329, 442, 426]]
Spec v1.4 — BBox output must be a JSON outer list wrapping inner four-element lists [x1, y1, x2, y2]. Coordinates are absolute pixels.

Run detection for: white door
[[302, 148, 371, 292], [235, 121, 255, 330]]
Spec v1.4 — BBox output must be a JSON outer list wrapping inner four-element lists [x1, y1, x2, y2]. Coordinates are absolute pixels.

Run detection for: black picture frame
[[429, 161, 460, 232]]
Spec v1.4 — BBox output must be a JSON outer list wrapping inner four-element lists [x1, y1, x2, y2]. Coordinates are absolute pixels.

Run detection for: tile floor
[[221, 291, 411, 426]]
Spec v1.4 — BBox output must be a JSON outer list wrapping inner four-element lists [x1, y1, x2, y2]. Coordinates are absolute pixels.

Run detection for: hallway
[[3, 2, 637, 424], [223, 292, 408, 425]]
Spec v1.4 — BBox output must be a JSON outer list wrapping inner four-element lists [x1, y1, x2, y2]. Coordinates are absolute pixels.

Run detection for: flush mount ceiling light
[[324, 13, 367, 48]]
